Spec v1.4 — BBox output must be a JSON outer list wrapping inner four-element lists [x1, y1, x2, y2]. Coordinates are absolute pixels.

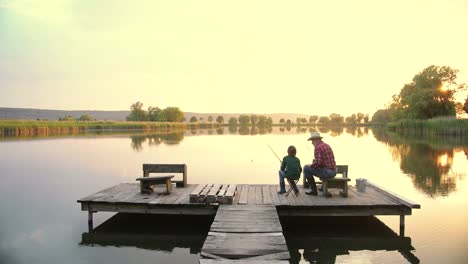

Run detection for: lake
[[0, 126, 467, 264]]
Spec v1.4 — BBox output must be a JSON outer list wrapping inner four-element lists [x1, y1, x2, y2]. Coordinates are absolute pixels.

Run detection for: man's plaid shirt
[[312, 141, 336, 170]]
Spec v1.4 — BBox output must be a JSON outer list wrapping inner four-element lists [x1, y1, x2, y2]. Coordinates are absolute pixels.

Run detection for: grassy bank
[[387, 118, 468, 136], [0, 120, 221, 137]]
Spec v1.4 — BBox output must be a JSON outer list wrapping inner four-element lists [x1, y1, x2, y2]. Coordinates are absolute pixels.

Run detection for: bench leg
[[340, 182, 348, 197], [165, 179, 172, 194]]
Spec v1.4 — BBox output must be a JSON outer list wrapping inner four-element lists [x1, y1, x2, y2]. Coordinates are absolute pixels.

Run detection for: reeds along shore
[[0, 120, 223, 137], [387, 118, 468, 136]]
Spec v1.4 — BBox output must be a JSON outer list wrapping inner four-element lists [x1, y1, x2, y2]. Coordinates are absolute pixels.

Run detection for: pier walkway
[[200, 205, 289, 262]]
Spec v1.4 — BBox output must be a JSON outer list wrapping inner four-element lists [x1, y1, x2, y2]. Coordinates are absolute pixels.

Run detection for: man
[[303, 132, 336, 195]]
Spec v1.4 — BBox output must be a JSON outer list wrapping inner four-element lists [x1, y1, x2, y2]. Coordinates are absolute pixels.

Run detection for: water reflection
[[373, 128, 467, 197], [130, 131, 185, 151], [81, 213, 212, 254], [282, 216, 419, 264]]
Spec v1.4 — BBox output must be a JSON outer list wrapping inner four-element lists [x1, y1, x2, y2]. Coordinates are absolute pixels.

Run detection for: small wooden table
[[136, 175, 174, 194]]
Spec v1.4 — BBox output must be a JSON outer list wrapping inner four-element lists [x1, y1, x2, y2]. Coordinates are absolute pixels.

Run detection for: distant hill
[[0, 107, 312, 123]]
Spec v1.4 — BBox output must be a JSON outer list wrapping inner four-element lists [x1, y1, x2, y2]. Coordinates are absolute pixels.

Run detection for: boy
[[278, 145, 302, 194]]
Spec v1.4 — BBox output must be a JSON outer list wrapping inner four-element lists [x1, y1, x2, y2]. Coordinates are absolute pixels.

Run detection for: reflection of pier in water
[[283, 216, 420, 264], [80, 213, 212, 254], [80, 214, 419, 264]]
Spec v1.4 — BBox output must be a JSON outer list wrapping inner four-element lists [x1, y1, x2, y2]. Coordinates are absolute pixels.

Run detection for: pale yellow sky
[[1, 0, 467, 117]]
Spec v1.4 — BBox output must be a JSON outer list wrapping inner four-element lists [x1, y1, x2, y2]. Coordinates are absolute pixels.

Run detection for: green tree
[[238, 115, 250, 126], [250, 114, 258, 126], [160, 107, 184, 122], [372, 109, 392, 123], [190, 116, 198, 122], [257, 116, 268, 127], [127, 101, 148, 121], [390, 65, 465, 120], [345, 114, 357, 124], [216, 116, 224, 124], [266, 117, 273, 125], [318, 116, 330, 124], [356, 112, 365, 123], [59, 115, 75, 121], [329, 113, 344, 124], [148, 106, 161, 121], [279, 118, 285, 125], [78, 114, 93, 121], [363, 114, 369, 123], [309, 115, 318, 124]]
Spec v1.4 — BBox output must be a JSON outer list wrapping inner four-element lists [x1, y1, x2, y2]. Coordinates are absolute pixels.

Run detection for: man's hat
[[307, 132, 323, 141]]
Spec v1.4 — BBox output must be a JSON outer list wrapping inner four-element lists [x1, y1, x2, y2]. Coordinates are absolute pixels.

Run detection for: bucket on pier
[[356, 178, 367, 192]]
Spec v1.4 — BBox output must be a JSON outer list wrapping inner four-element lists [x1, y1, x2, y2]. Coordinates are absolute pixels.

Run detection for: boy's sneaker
[[277, 190, 286, 194], [305, 190, 318, 196]]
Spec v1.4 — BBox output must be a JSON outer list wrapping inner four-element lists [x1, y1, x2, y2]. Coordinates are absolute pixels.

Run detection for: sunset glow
[[0, 0, 467, 116]]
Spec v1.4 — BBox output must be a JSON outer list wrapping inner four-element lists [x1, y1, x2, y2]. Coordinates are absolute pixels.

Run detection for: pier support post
[[399, 215, 405, 237], [88, 210, 94, 232]]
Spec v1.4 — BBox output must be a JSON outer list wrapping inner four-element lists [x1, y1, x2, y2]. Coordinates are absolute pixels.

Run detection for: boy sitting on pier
[[278, 145, 302, 194]]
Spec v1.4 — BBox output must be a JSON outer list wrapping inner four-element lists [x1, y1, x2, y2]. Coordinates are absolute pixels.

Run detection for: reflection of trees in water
[[228, 126, 237, 134], [238, 126, 250, 135], [130, 132, 185, 151], [329, 126, 343, 137], [373, 127, 466, 197], [346, 126, 369, 138]]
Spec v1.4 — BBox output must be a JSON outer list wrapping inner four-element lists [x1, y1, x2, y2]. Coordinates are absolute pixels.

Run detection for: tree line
[[372, 65, 467, 123], [126, 101, 184, 122]]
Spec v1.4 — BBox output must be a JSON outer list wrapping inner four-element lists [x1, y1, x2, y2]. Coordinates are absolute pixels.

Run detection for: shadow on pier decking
[[80, 213, 419, 264]]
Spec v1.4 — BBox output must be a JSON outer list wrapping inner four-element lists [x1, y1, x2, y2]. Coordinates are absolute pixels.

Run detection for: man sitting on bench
[[303, 132, 336, 196], [278, 145, 301, 195]]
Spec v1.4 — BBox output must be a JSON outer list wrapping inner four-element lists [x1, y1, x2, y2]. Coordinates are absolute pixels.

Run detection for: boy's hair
[[287, 145, 297, 156]]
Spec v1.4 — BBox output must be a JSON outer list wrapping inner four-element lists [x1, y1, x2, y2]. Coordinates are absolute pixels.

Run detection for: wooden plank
[[207, 184, 222, 203], [216, 184, 229, 204], [174, 185, 198, 204], [269, 185, 280, 205], [243, 251, 290, 260], [78, 184, 123, 202], [225, 184, 237, 205], [143, 164, 185, 173], [202, 232, 288, 258], [238, 185, 249, 205], [93, 183, 135, 202], [255, 185, 263, 205], [262, 185, 272, 205], [247, 185, 256, 205], [190, 184, 208, 203]]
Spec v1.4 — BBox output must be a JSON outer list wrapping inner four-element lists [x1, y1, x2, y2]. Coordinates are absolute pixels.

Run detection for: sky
[[1, 0, 468, 117]]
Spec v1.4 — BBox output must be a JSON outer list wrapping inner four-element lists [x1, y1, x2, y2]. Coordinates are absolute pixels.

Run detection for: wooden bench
[[302, 165, 350, 197], [143, 164, 187, 187], [136, 175, 174, 194], [321, 165, 350, 197]]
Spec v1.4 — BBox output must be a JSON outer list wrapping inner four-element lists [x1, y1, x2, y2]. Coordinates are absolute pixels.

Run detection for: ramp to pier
[[200, 205, 289, 263]]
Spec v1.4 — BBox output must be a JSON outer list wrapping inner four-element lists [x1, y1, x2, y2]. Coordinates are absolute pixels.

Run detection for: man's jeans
[[303, 166, 336, 190]]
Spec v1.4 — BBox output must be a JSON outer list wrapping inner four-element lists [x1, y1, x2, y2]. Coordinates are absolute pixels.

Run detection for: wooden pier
[[78, 181, 420, 262]]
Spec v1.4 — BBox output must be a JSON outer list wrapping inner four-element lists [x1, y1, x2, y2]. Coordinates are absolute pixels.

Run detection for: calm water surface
[[1, 127, 467, 264]]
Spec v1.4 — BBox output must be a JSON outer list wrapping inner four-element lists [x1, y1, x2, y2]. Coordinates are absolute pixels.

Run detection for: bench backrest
[[336, 165, 348, 178], [143, 164, 187, 187]]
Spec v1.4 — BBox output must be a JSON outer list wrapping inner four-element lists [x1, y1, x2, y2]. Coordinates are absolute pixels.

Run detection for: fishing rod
[[305, 142, 313, 154], [267, 144, 282, 163]]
